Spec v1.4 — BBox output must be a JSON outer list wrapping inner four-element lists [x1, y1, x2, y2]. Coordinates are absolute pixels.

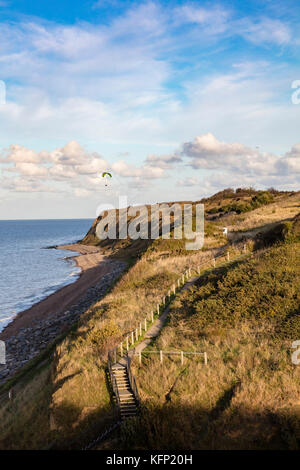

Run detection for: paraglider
[[101, 172, 112, 186]]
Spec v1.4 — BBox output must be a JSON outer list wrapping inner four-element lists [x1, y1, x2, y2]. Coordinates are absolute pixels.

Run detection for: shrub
[[86, 320, 121, 352]]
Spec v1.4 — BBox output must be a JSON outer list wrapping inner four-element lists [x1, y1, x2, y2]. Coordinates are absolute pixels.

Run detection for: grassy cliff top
[[0, 188, 299, 450]]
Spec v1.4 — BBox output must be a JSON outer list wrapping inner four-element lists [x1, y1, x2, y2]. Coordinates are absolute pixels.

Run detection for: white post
[[178, 279, 180, 287], [160, 350, 163, 364], [227, 252, 230, 261], [144, 318, 147, 331], [197, 266, 200, 275], [181, 351, 184, 365], [151, 311, 154, 322], [131, 331, 134, 345], [204, 352, 208, 366], [173, 284, 176, 294], [139, 322, 142, 336], [157, 304, 160, 315], [126, 336, 129, 351], [136, 328, 138, 341], [120, 342, 123, 357]]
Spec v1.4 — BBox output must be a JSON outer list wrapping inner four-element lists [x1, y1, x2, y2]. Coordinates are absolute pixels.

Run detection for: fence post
[[213, 258, 216, 267], [139, 351, 142, 365], [151, 311, 154, 322], [227, 252, 230, 261], [140, 322, 142, 336], [181, 351, 184, 365], [197, 266, 200, 275], [204, 352, 208, 365], [173, 284, 176, 294], [126, 336, 129, 351], [131, 331, 134, 345], [177, 279, 180, 287], [136, 328, 138, 341], [182, 274, 184, 284], [120, 342, 123, 357], [114, 348, 117, 363], [157, 304, 160, 315], [144, 318, 147, 331], [160, 350, 163, 364]]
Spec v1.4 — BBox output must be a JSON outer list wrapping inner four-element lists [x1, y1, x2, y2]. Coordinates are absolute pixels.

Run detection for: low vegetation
[[121, 236, 300, 450], [0, 189, 299, 450]]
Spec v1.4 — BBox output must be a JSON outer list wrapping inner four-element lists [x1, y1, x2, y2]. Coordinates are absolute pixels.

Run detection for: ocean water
[[0, 219, 94, 332]]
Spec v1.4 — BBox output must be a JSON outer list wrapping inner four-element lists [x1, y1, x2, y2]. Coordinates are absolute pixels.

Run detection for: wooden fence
[[132, 350, 208, 366], [108, 244, 249, 365]]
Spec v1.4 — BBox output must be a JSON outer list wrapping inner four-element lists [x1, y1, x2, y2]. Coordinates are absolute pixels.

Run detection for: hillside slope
[[0, 189, 299, 450], [118, 218, 300, 450]]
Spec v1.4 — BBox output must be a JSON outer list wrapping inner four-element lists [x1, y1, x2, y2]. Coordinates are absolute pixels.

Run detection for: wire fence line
[[107, 243, 250, 365], [132, 350, 208, 366], [82, 420, 122, 451], [84, 242, 269, 449]]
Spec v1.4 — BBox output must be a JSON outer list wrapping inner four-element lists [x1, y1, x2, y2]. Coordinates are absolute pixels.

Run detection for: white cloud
[[175, 4, 231, 35], [0, 3, 298, 215], [277, 143, 300, 174], [2, 144, 42, 163], [112, 160, 165, 179], [181, 133, 255, 169], [14, 162, 48, 177], [145, 153, 182, 169], [74, 187, 92, 198], [0, 139, 168, 196], [1, 176, 57, 193], [180, 133, 281, 176], [178, 177, 199, 187], [239, 18, 291, 45]]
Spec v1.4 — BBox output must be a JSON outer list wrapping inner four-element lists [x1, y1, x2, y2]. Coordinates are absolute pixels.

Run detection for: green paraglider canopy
[[102, 172, 112, 178]]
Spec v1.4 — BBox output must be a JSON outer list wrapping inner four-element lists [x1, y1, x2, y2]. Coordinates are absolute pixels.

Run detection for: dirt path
[[227, 220, 286, 243], [119, 276, 200, 365]]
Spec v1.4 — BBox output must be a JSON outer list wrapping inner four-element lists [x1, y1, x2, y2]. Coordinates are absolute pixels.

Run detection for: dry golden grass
[[0, 365, 53, 450], [227, 192, 300, 232], [119, 242, 300, 450], [123, 322, 300, 450], [0, 190, 299, 449]]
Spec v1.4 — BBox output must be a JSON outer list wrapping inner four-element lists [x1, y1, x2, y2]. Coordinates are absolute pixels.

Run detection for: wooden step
[[120, 405, 137, 411], [121, 412, 137, 419], [119, 397, 135, 403]]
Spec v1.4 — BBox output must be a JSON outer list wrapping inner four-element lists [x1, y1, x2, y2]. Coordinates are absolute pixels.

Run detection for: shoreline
[[0, 243, 126, 383], [0, 244, 113, 341]]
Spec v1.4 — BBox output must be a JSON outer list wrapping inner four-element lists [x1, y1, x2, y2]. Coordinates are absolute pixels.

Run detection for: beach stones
[[0, 260, 126, 385]]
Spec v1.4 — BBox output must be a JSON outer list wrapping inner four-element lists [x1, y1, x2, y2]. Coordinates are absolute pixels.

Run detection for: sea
[[0, 219, 94, 332]]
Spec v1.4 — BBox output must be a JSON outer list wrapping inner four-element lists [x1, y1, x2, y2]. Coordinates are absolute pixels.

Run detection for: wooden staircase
[[111, 364, 138, 420]]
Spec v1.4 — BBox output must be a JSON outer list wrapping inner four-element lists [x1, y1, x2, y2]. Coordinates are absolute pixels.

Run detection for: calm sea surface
[[0, 219, 93, 332]]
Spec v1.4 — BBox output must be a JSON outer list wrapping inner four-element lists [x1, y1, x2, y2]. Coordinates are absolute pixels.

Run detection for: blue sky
[[0, 0, 300, 218]]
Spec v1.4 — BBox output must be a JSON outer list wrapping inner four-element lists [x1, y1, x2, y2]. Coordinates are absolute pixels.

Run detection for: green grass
[[118, 240, 300, 450], [0, 192, 299, 450]]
